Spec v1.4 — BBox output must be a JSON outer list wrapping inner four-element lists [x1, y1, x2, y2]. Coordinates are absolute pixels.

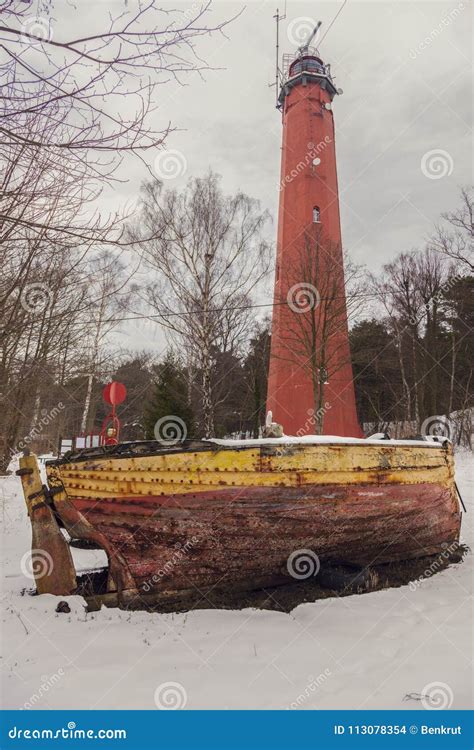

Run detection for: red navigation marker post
[[101, 381, 127, 445]]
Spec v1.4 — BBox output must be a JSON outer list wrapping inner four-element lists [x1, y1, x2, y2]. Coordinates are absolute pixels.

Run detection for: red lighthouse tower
[[266, 22, 362, 437]]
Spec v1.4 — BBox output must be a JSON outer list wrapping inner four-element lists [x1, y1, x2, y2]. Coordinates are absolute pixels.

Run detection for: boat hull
[[43, 439, 462, 598], [68, 482, 459, 593]]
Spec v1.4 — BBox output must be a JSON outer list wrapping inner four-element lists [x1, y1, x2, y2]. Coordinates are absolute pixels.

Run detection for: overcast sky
[[43, 0, 473, 352], [118, 0, 472, 259]]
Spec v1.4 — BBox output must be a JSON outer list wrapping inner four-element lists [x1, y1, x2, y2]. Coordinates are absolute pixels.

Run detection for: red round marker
[[103, 381, 127, 406]]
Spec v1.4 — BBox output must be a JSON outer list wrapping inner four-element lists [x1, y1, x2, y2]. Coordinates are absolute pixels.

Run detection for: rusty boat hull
[[29, 436, 462, 603]]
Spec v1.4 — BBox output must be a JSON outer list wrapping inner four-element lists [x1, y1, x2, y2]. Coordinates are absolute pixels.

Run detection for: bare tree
[[372, 252, 425, 425], [0, 1, 235, 280], [430, 187, 474, 272], [75, 250, 134, 434], [278, 228, 364, 434], [131, 172, 271, 436], [0, 1, 236, 469], [370, 246, 468, 432], [0, 237, 89, 471], [0, 2, 233, 168]]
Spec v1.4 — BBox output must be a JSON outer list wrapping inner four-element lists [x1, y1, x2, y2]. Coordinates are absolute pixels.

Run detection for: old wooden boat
[[17, 436, 461, 607]]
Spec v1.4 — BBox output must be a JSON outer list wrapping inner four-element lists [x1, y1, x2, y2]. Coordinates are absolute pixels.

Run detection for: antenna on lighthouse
[[271, 6, 286, 108], [298, 20, 322, 56]]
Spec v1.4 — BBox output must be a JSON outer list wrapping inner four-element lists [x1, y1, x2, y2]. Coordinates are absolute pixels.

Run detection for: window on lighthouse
[[313, 206, 321, 223]]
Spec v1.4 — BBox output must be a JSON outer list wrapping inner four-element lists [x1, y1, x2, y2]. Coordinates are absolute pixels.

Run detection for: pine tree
[[144, 351, 194, 440], [242, 322, 271, 437]]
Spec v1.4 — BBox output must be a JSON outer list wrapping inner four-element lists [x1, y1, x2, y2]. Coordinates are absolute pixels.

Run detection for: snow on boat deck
[[210, 435, 449, 448]]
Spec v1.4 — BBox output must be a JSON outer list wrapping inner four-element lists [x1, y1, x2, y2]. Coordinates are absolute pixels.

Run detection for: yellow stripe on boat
[[47, 443, 453, 499]]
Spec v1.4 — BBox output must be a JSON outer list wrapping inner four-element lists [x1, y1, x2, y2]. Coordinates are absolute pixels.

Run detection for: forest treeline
[[2, 181, 472, 469], [0, 3, 472, 471]]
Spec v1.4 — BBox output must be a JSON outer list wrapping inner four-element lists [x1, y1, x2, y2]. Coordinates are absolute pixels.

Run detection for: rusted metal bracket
[[45, 464, 138, 597], [26, 483, 65, 514], [28, 483, 64, 503]]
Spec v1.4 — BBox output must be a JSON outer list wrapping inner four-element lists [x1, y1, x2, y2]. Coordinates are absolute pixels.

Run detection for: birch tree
[[76, 251, 132, 434], [132, 172, 271, 436]]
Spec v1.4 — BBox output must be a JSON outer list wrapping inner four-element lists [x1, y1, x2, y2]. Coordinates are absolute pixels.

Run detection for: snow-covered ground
[[1, 451, 472, 711]]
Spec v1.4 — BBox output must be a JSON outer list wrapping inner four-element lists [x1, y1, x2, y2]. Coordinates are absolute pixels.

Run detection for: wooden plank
[[49, 465, 452, 500], [49, 443, 449, 475], [17, 454, 77, 595], [47, 442, 453, 499], [69, 480, 461, 594]]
